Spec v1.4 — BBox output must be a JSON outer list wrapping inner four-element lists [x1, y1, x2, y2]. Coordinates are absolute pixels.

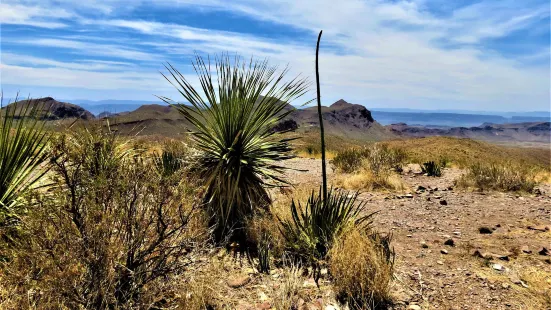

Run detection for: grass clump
[[160, 55, 309, 243], [329, 228, 395, 310], [457, 162, 538, 192]]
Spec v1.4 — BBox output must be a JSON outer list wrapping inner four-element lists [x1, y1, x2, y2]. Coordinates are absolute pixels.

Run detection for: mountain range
[[5, 97, 550, 144]]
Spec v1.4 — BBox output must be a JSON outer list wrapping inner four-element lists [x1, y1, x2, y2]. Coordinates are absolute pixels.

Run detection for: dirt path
[[281, 158, 551, 309]]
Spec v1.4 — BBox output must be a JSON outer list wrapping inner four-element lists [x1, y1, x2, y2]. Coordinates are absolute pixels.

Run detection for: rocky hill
[[3, 97, 94, 120], [106, 99, 394, 140]]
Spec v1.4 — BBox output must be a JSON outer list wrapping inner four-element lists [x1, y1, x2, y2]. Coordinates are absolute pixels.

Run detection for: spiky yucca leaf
[[159, 55, 309, 242], [0, 97, 50, 223], [279, 187, 375, 262]]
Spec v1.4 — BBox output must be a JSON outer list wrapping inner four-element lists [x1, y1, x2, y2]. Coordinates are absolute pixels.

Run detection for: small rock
[[453, 231, 461, 235], [417, 186, 426, 191], [256, 301, 271, 310], [303, 278, 317, 288], [520, 246, 532, 254], [404, 194, 414, 198], [497, 255, 510, 261], [433, 195, 442, 199], [501, 283, 510, 289], [420, 241, 429, 248], [437, 260, 444, 265], [479, 227, 493, 234], [492, 264, 504, 271], [441, 249, 448, 254], [528, 225, 549, 232], [444, 239, 455, 247], [407, 234, 413, 238], [538, 247, 550, 256], [325, 306, 338, 310], [407, 305, 422, 310], [227, 275, 251, 288], [439, 200, 448, 206]]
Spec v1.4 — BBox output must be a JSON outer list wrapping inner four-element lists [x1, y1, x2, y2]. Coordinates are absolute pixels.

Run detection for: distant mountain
[[371, 109, 550, 127], [68, 99, 167, 116], [3, 97, 94, 120], [106, 98, 394, 141], [388, 122, 551, 143]]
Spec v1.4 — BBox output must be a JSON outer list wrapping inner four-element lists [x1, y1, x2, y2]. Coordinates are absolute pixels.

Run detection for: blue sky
[[1, 0, 549, 111]]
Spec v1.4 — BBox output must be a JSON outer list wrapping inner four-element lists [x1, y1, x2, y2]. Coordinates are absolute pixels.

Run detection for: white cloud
[[12, 38, 159, 62], [0, 3, 73, 28]]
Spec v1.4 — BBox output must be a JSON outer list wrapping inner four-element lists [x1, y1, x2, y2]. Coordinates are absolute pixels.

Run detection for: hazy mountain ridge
[[8, 97, 549, 144], [389, 122, 551, 143]]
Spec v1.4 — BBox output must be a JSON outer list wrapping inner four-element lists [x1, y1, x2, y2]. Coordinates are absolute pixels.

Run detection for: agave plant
[[0, 96, 50, 226], [160, 55, 309, 242]]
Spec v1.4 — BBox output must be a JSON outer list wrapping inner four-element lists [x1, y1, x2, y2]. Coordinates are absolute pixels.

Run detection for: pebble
[[441, 249, 449, 254], [479, 227, 493, 234], [439, 200, 448, 206], [492, 264, 504, 271], [444, 239, 455, 247], [407, 305, 422, 310]]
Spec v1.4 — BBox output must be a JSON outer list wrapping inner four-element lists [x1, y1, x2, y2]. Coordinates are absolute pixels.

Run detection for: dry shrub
[[332, 144, 405, 192], [332, 144, 405, 174], [329, 228, 394, 310], [1, 127, 207, 309], [334, 171, 405, 192], [457, 162, 538, 192]]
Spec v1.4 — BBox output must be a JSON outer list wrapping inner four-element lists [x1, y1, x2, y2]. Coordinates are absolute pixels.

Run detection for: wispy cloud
[[0, 0, 549, 110]]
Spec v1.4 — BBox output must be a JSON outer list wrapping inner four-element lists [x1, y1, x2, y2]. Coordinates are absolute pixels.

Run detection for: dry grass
[[329, 228, 394, 309], [456, 162, 539, 192], [271, 260, 303, 310], [382, 137, 551, 171], [334, 170, 405, 192]]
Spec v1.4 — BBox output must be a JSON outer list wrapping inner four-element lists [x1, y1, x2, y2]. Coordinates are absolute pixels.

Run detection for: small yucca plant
[[160, 55, 309, 242], [279, 187, 374, 262], [0, 96, 50, 226], [422, 161, 442, 177]]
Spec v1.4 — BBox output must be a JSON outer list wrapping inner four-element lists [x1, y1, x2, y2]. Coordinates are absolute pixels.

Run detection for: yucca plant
[[160, 55, 309, 242], [279, 187, 374, 262], [422, 161, 442, 177], [0, 96, 50, 228], [153, 150, 182, 178]]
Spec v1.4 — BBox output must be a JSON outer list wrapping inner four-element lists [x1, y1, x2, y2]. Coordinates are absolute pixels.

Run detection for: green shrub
[[332, 148, 368, 173], [160, 55, 309, 243], [457, 162, 537, 192], [422, 161, 443, 177], [3, 126, 204, 309]]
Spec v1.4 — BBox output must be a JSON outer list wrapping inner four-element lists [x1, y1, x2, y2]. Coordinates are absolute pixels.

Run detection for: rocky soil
[[281, 158, 551, 310], [184, 158, 550, 310]]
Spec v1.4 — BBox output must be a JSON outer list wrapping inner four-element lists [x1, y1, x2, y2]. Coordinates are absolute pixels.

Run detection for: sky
[[0, 0, 550, 112]]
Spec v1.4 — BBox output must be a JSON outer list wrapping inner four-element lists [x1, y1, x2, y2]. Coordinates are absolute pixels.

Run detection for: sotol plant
[[160, 55, 309, 242], [0, 96, 50, 230], [279, 31, 375, 283]]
